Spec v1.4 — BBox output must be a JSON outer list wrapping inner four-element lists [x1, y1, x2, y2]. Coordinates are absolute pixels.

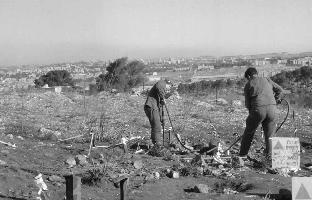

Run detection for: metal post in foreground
[[113, 175, 129, 200], [64, 175, 81, 200]]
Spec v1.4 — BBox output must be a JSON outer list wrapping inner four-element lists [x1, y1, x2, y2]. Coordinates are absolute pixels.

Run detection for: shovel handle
[[163, 103, 196, 152]]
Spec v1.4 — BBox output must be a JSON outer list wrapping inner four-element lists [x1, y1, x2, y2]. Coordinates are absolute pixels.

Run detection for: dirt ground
[[0, 136, 311, 200], [0, 91, 312, 200]]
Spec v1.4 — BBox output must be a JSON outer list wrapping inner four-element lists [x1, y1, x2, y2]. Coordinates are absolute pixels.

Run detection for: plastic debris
[[0, 140, 16, 148], [34, 173, 48, 200]]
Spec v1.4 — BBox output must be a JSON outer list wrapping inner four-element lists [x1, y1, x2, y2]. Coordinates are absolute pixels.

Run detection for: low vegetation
[[34, 70, 74, 87], [178, 66, 312, 108], [95, 57, 146, 92]]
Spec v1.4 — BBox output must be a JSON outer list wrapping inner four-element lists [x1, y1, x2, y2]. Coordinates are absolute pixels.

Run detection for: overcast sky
[[1, 0, 312, 65]]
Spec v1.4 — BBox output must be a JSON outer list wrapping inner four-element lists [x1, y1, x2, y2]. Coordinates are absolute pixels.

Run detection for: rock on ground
[[133, 160, 143, 169], [48, 175, 65, 183], [75, 154, 88, 166], [65, 157, 76, 167], [38, 127, 61, 141], [169, 171, 179, 179], [194, 184, 211, 193]]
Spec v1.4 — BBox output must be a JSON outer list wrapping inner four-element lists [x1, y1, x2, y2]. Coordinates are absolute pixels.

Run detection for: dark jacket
[[244, 76, 283, 110], [145, 80, 166, 110]]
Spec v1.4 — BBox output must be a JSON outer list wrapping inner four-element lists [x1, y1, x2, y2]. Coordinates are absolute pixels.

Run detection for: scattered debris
[[232, 156, 245, 168], [0, 140, 16, 148], [133, 160, 143, 169], [75, 154, 88, 166], [148, 145, 171, 157], [168, 170, 179, 179], [0, 150, 9, 154], [216, 98, 228, 105], [17, 135, 24, 140], [195, 167, 204, 176], [65, 157, 76, 167], [47, 175, 64, 183], [153, 171, 160, 179], [223, 188, 238, 194], [214, 179, 253, 194], [194, 184, 211, 193], [34, 173, 48, 200], [58, 134, 84, 142], [0, 160, 7, 165], [6, 134, 14, 140], [38, 127, 61, 141], [231, 100, 242, 107], [82, 167, 105, 186], [276, 168, 291, 177], [191, 155, 208, 167], [135, 149, 145, 154]]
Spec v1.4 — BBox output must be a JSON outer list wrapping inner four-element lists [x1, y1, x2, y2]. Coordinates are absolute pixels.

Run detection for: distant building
[[174, 67, 190, 71], [289, 57, 312, 66], [197, 65, 214, 70], [148, 75, 161, 82], [253, 59, 270, 66], [277, 59, 287, 64]]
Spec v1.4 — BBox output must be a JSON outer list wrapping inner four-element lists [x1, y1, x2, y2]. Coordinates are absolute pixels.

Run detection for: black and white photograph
[[0, 0, 312, 199]]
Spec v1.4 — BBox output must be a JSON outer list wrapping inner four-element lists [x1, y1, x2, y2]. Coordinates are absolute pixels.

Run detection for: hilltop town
[[0, 52, 312, 93]]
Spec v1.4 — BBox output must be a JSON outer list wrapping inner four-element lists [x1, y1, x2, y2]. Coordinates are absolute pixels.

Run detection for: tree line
[[34, 57, 146, 92]]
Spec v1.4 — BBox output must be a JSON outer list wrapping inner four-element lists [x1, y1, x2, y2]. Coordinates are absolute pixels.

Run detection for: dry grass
[[0, 89, 311, 147]]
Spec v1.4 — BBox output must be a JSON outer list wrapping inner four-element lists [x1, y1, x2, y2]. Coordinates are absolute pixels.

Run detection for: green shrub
[[96, 57, 146, 92], [34, 70, 74, 87]]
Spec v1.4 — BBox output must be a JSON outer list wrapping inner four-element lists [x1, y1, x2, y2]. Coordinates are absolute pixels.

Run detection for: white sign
[[271, 137, 300, 170], [292, 177, 312, 200]]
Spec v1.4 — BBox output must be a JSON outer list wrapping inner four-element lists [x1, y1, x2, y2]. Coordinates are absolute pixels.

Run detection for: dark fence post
[[113, 175, 129, 200], [64, 175, 81, 200]]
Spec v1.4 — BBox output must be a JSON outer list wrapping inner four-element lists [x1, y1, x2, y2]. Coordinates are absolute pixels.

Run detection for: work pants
[[239, 105, 277, 156], [144, 105, 162, 145]]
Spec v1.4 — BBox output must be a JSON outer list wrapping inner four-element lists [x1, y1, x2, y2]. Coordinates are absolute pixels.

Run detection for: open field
[[0, 89, 312, 199], [150, 65, 300, 85]]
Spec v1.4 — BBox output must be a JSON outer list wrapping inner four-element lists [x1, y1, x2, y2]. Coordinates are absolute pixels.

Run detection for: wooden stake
[[88, 132, 95, 157]]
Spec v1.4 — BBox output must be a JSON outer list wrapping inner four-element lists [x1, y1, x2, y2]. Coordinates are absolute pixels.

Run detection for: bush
[[34, 70, 74, 87], [271, 66, 312, 89], [96, 57, 146, 92], [81, 167, 106, 186]]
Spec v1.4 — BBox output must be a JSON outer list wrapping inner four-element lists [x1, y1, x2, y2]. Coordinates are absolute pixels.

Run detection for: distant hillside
[[222, 52, 312, 59]]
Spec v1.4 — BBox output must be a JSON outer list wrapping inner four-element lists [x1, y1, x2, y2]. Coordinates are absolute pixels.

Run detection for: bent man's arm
[[155, 81, 166, 104], [244, 83, 251, 110]]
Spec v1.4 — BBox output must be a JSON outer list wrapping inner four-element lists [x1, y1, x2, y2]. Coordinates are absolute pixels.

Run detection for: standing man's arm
[[267, 78, 284, 100]]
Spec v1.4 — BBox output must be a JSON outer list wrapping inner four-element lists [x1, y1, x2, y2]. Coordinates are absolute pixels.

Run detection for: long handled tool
[[161, 105, 165, 146], [274, 98, 290, 135], [164, 103, 196, 152]]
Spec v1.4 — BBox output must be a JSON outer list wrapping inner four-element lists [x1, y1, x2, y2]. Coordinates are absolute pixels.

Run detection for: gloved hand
[[276, 98, 282, 105], [274, 94, 282, 105], [161, 120, 165, 127]]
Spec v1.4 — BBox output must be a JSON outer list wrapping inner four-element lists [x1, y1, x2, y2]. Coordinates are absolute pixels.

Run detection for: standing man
[[144, 79, 172, 147], [239, 67, 284, 160]]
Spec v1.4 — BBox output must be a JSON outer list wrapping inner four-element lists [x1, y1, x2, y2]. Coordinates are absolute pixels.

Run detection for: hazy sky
[[1, 0, 312, 65]]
